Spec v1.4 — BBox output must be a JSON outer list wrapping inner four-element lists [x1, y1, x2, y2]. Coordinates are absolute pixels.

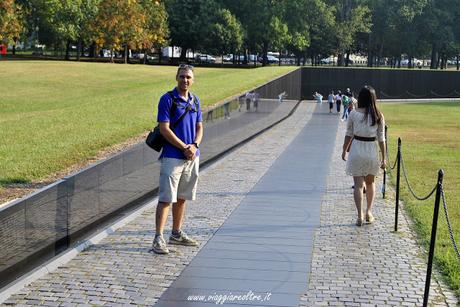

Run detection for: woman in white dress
[[341, 86, 386, 226]]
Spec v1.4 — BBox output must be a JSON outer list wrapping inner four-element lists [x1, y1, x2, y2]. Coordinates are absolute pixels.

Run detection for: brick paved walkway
[[1, 102, 458, 306]]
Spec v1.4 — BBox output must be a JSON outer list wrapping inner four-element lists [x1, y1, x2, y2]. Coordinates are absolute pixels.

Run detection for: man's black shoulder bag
[[145, 91, 194, 152]]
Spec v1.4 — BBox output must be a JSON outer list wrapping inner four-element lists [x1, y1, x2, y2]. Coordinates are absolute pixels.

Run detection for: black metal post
[[394, 138, 401, 232], [422, 169, 444, 307], [383, 125, 388, 199]]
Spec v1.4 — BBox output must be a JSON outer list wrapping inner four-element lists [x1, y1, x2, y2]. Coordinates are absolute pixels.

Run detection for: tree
[[417, 0, 459, 69], [50, 0, 101, 60], [327, 0, 371, 66], [0, 0, 24, 49], [206, 9, 244, 60], [225, 0, 289, 65], [283, 0, 311, 65], [137, 0, 169, 63], [303, 0, 336, 65], [166, 0, 220, 60], [91, 0, 146, 63]]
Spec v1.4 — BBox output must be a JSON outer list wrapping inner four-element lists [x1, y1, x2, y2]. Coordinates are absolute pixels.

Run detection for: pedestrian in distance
[[341, 85, 386, 227], [253, 91, 260, 112], [245, 91, 253, 111], [152, 64, 203, 254], [278, 91, 287, 103], [341, 94, 350, 121], [328, 91, 335, 113], [313, 91, 323, 103], [335, 90, 342, 113]]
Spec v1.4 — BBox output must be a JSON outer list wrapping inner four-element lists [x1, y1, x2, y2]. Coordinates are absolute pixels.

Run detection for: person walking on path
[[335, 90, 342, 113], [341, 85, 386, 226], [341, 94, 350, 121], [327, 91, 335, 113], [152, 64, 203, 254], [313, 91, 323, 103]]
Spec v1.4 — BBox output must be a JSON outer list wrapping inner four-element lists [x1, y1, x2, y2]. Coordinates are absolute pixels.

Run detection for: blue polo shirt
[[157, 88, 202, 159]]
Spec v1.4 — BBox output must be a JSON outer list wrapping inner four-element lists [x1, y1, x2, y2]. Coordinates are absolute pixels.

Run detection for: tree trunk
[[457, 55, 459, 71], [12, 38, 17, 55], [80, 42, 85, 58], [89, 42, 96, 58], [77, 39, 82, 61], [179, 47, 187, 61], [65, 41, 71, 60], [159, 48, 162, 64], [345, 52, 350, 67], [279, 49, 281, 66], [262, 42, 268, 66], [337, 53, 344, 66], [143, 48, 147, 64], [430, 43, 437, 69], [368, 52, 373, 67], [123, 45, 128, 64]]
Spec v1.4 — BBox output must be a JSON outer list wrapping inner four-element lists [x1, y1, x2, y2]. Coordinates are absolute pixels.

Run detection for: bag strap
[[167, 91, 194, 129]]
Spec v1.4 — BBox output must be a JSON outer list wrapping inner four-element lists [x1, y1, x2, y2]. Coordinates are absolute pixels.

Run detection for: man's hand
[[341, 150, 347, 161], [183, 144, 197, 160]]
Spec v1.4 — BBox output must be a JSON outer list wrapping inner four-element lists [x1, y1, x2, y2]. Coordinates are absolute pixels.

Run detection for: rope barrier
[[380, 91, 402, 99], [441, 189, 460, 261], [400, 152, 437, 201], [406, 91, 427, 98], [387, 149, 398, 171], [430, 90, 458, 97]]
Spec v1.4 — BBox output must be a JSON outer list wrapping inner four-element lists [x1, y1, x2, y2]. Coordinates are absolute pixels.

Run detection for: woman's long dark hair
[[357, 85, 382, 126]]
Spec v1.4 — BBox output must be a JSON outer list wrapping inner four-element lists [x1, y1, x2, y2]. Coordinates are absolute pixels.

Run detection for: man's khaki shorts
[[159, 157, 199, 203]]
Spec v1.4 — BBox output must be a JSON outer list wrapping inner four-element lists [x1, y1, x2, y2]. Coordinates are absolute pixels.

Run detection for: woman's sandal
[[356, 218, 363, 226], [366, 212, 375, 224]]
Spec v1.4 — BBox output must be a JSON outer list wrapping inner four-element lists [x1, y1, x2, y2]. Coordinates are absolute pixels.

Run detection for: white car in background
[[195, 54, 216, 63], [401, 58, 422, 66]]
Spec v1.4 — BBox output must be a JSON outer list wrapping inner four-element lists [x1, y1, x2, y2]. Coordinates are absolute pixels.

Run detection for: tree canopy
[[3, 0, 460, 68]]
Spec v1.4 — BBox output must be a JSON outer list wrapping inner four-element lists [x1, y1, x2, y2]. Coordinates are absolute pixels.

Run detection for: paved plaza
[[1, 102, 458, 306]]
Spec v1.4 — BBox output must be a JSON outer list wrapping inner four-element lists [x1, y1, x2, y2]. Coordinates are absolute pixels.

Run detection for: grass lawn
[[0, 61, 296, 188], [380, 101, 460, 297]]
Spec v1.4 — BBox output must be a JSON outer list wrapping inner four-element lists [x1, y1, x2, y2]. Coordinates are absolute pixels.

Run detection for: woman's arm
[[342, 135, 353, 161], [378, 140, 386, 169]]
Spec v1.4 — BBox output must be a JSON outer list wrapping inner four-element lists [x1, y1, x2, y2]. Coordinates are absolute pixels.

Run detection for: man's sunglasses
[[178, 64, 194, 71]]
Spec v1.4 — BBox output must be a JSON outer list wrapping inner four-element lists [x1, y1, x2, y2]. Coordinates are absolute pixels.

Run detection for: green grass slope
[[380, 101, 460, 298]]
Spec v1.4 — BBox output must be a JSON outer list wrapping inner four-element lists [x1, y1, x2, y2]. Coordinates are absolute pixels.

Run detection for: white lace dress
[[345, 109, 385, 176]]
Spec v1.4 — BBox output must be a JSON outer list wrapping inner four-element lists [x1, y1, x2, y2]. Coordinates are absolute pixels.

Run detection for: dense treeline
[[1, 0, 459, 68]]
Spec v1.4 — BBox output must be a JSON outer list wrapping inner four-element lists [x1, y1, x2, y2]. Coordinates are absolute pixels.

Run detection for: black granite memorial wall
[[300, 67, 460, 99]]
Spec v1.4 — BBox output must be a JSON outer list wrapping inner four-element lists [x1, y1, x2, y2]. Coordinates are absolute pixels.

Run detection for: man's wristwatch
[[193, 142, 199, 149]]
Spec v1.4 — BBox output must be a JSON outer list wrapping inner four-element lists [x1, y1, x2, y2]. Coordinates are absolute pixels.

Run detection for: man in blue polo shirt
[[152, 64, 203, 254]]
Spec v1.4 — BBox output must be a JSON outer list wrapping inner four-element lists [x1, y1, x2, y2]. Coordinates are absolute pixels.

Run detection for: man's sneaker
[[169, 231, 198, 246], [152, 236, 169, 254]]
